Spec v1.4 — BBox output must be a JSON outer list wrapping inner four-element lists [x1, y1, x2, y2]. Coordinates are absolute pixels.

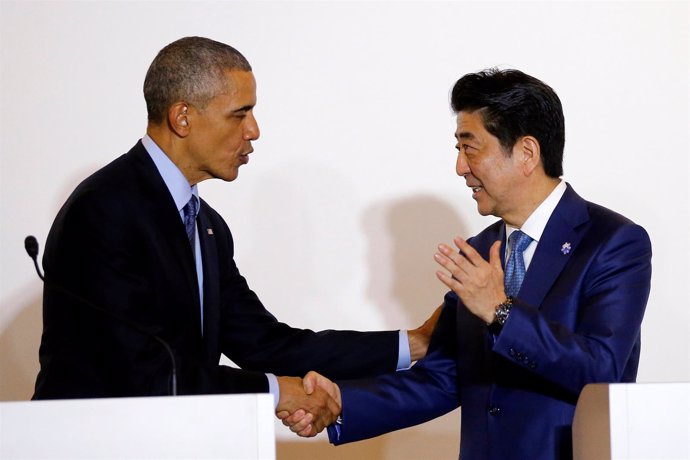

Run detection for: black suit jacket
[[33, 141, 398, 399]]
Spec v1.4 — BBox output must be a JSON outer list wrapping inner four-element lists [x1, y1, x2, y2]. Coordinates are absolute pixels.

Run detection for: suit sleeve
[[327, 292, 461, 444], [213, 214, 399, 380], [493, 222, 652, 395]]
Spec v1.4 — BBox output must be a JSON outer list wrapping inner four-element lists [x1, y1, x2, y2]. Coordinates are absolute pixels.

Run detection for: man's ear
[[168, 102, 190, 137], [515, 135, 541, 176]]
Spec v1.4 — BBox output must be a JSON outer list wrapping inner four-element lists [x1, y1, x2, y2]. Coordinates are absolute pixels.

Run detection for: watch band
[[493, 296, 514, 326]]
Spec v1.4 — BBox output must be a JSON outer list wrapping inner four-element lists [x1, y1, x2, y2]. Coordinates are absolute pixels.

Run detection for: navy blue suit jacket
[[34, 141, 399, 399], [330, 185, 652, 460]]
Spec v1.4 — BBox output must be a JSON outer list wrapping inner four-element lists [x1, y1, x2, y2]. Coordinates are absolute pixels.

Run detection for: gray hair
[[144, 36, 252, 123]]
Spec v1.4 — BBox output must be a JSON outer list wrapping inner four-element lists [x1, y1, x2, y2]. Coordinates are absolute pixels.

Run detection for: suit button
[[488, 406, 501, 416]]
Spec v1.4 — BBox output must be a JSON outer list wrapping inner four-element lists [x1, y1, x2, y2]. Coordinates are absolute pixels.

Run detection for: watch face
[[496, 302, 512, 326]]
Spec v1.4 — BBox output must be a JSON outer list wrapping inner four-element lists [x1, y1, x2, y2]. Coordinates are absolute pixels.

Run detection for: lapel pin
[[207, 228, 214, 236], [561, 242, 571, 255]]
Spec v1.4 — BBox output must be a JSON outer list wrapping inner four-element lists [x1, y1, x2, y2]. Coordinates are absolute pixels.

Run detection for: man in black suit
[[33, 37, 438, 430]]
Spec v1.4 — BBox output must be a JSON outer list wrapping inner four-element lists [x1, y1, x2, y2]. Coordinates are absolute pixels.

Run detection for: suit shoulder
[[586, 201, 649, 235], [75, 148, 148, 196], [468, 219, 503, 245], [55, 146, 156, 225], [582, 200, 652, 254]]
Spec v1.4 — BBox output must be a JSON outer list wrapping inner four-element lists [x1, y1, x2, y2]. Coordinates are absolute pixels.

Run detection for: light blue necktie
[[182, 195, 199, 251], [504, 230, 533, 297]]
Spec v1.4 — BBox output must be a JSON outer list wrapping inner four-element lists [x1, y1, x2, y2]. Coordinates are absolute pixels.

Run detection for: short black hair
[[144, 36, 252, 123], [451, 68, 565, 178]]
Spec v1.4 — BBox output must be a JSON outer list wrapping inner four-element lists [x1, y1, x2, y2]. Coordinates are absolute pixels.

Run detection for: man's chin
[[213, 168, 240, 182], [475, 203, 493, 217]]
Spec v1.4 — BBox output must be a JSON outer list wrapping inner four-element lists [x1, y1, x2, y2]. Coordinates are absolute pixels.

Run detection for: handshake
[[272, 305, 443, 437], [275, 371, 341, 437]]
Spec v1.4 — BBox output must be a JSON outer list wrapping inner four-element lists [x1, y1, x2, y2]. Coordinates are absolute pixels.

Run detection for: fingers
[[288, 412, 314, 434], [280, 409, 308, 426], [408, 303, 444, 361], [297, 425, 316, 438], [435, 267, 461, 293], [435, 243, 468, 277], [489, 240, 503, 270], [453, 237, 486, 267], [434, 237, 497, 281], [435, 237, 484, 280]]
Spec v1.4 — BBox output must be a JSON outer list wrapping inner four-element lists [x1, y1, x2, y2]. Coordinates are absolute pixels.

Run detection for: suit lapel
[[519, 184, 589, 307]]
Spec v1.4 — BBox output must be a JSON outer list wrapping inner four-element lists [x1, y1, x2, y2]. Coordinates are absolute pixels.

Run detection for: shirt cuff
[[266, 373, 279, 409], [327, 419, 342, 442], [397, 330, 412, 370]]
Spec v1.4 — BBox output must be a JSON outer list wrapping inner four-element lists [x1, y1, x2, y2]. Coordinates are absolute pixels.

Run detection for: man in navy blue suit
[[281, 69, 652, 459]]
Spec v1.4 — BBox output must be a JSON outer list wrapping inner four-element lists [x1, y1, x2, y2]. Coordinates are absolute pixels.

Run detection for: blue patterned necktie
[[504, 230, 533, 297], [182, 195, 199, 251]]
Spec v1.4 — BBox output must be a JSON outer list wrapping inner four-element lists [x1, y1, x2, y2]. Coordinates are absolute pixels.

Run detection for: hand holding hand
[[275, 372, 341, 437], [434, 237, 505, 323]]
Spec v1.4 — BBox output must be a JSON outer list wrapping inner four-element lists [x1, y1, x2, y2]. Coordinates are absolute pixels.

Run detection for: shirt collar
[[141, 134, 198, 212], [505, 180, 567, 243]]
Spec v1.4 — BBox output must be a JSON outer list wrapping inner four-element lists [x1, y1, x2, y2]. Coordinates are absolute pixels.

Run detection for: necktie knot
[[509, 230, 532, 254], [504, 230, 533, 297]]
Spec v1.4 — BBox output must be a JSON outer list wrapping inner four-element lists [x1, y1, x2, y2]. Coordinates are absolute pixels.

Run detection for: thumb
[[303, 371, 317, 395], [489, 240, 503, 270]]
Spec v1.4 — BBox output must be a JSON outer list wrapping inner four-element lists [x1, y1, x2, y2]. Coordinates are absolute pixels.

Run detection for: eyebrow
[[232, 104, 254, 113], [455, 132, 477, 141]]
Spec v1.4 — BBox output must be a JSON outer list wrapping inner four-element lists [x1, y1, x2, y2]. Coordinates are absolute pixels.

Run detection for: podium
[[0, 393, 275, 459], [572, 382, 690, 460]]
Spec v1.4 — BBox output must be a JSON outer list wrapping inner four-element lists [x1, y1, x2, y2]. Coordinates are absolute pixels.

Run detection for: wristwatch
[[494, 297, 514, 326]]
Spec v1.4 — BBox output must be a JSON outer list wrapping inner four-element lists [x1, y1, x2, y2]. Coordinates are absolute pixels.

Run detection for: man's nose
[[456, 151, 470, 176], [245, 113, 260, 141]]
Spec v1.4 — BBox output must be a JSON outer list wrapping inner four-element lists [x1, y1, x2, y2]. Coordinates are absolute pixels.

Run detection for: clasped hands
[[274, 303, 442, 437], [276, 372, 341, 437]]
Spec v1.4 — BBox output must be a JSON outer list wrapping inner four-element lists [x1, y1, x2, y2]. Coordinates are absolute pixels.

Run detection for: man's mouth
[[239, 150, 252, 164], [468, 183, 483, 193]]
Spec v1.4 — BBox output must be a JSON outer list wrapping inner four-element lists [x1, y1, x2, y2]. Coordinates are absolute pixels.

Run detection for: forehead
[[214, 70, 257, 107], [454, 111, 490, 140]]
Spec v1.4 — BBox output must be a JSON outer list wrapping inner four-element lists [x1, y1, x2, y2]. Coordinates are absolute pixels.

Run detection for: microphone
[[24, 236, 44, 281], [24, 235, 178, 396]]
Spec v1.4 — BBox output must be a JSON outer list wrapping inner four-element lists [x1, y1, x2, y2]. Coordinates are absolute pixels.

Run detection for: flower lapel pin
[[561, 242, 571, 255]]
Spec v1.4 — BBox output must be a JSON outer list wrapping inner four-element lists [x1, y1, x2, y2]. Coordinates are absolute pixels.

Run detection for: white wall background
[[1, 1, 688, 458]]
